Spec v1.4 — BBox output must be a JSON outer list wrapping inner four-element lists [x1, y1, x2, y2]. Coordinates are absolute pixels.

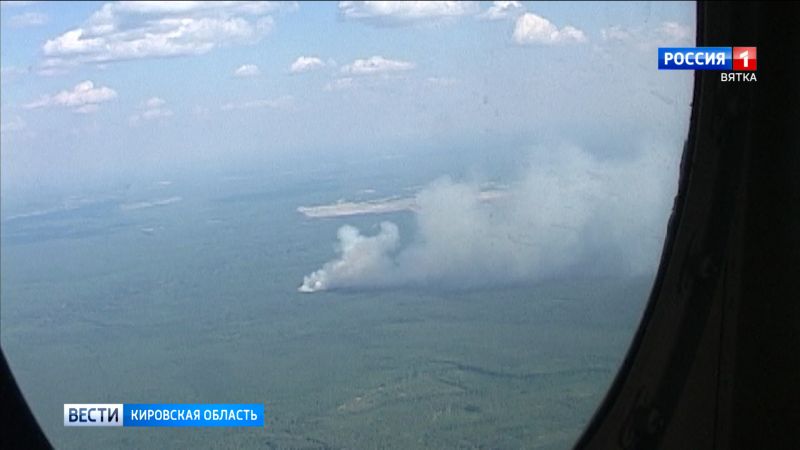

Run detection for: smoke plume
[[299, 143, 679, 292]]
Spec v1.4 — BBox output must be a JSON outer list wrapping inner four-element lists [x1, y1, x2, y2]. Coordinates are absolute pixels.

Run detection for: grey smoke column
[[299, 143, 679, 292]]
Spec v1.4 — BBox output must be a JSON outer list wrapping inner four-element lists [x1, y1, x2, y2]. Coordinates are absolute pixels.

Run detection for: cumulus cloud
[[341, 56, 415, 75], [300, 142, 679, 292], [290, 56, 325, 74], [23, 80, 117, 113], [234, 64, 261, 77], [8, 11, 47, 27], [338, 1, 477, 26], [129, 97, 173, 124], [220, 95, 293, 111], [513, 12, 586, 45], [479, 1, 523, 20], [38, 1, 289, 71]]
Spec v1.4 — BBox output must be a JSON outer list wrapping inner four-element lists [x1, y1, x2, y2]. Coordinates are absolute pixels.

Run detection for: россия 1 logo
[[658, 47, 757, 82]]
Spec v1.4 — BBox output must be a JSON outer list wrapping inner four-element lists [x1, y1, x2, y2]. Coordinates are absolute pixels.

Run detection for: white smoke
[[299, 142, 680, 292], [299, 222, 400, 292]]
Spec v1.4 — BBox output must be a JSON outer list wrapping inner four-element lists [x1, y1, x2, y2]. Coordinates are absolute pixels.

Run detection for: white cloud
[[39, 1, 289, 71], [144, 97, 166, 109], [479, 1, 523, 20], [341, 56, 415, 75], [600, 25, 631, 42], [8, 11, 47, 27], [130, 96, 173, 124], [513, 12, 586, 45], [234, 64, 261, 77], [325, 57, 415, 90], [23, 80, 117, 113], [289, 56, 325, 74], [220, 95, 293, 111], [338, 1, 477, 25]]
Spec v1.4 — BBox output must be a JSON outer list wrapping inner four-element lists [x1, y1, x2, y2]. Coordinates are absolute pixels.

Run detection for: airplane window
[[1, 1, 694, 448]]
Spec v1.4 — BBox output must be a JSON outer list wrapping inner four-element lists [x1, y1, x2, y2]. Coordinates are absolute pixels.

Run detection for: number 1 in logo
[[733, 47, 757, 71]]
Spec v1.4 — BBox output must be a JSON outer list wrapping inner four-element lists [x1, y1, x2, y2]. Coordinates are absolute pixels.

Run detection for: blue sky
[[1, 1, 695, 195]]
